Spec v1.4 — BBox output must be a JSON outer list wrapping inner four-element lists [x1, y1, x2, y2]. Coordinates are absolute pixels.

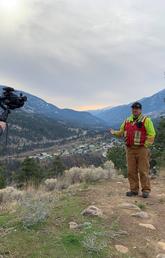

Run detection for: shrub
[[19, 193, 51, 228], [107, 146, 127, 177], [0, 187, 24, 203], [85, 166, 115, 182], [44, 163, 115, 192], [44, 178, 57, 191], [65, 167, 84, 184], [82, 235, 107, 254], [65, 164, 115, 184]]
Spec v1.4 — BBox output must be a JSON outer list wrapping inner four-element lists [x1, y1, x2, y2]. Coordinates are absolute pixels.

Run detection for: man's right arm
[[0, 121, 6, 135]]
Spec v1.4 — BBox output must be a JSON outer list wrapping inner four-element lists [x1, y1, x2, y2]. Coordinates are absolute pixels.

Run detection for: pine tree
[[48, 156, 65, 178], [16, 158, 43, 185], [0, 166, 6, 189], [155, 118, 165, 151]]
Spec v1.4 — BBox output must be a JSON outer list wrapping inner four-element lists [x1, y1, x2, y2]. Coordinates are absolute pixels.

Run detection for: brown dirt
[[82, 170, 165, 258]]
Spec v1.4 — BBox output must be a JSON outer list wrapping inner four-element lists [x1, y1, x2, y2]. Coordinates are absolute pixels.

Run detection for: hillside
[[89, 89, 165, 128], [0, 168, 165, 258], [0, 110, 77, 155], [0, 85, 107, 155]]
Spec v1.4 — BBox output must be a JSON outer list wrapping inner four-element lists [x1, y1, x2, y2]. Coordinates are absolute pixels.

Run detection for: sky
[[0, 0, 165, 111]]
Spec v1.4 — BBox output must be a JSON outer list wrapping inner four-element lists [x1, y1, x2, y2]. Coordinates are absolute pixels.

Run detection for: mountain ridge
[[0, 85, 107, 130], [89, 88, 165, 127]]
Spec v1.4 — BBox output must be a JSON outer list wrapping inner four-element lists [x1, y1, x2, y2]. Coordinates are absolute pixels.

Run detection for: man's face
[[132, 107, 141, 117]]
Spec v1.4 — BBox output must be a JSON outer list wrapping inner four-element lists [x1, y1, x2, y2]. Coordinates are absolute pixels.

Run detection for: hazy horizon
[[30, 86, 165, 111], [1, 83, 164, 112], [0, 0, 165, 110]]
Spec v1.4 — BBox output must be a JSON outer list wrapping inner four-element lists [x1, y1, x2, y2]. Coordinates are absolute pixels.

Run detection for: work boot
[[142, 192, 149, 198], [126, 191, 139, 197]]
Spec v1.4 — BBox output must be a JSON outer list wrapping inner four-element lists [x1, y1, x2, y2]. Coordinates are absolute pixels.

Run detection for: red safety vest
[[124, 116, 147, 146]]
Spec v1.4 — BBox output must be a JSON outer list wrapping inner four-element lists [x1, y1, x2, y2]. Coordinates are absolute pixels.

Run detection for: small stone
[[115, 245, 129, 254], [69, 222, 79, 229], [131, 211, 149, 219], [156, 254, 165, 258], [158, 242, 165, 251], [139, 223, 156, 230], [119, 202, 141, 211], [81, 206, 103, 217]]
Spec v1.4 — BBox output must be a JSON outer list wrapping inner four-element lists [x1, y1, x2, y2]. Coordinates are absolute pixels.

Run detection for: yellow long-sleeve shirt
[[114, 114, 156, 147]]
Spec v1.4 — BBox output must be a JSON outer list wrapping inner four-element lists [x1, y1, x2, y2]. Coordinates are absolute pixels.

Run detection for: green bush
[[152, 118, 165, 166], [0, 166, 6, 189], [155, 118, 165, 152], [107, 146, 127, 177]]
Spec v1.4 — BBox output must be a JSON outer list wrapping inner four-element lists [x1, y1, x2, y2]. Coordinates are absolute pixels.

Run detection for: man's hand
[[109, 128, 116, 135], [0, 121, 6, 132]]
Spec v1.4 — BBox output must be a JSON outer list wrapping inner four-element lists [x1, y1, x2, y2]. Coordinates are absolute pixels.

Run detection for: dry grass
[[0, 162, 116, 223], [43, 162, 116, 192], [0, 187, 24, 203]]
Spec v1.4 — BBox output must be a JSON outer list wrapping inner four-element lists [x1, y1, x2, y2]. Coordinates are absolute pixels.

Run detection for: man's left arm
[[144, 117, 156, 147]]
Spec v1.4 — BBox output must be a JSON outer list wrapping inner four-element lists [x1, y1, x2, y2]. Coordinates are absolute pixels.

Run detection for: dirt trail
[[83, 170, 165, 258]]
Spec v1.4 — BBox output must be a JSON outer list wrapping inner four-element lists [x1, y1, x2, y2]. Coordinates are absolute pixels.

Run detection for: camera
[[0, 87, 27, 121]]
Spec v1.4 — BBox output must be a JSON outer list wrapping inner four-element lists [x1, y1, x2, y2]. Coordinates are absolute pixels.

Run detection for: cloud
[[0, 0, 165, 110]]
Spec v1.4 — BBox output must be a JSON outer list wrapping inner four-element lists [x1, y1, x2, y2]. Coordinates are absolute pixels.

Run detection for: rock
[[131, 211, 149, 219], [156, 254, 165, 258], [119, 202, 141, 211], [81, 205, 103, 217], [115, 245, 129, 254], [69, 222, 79, 229], [139, 223, 156, 230], [158, 242, 165, 251]]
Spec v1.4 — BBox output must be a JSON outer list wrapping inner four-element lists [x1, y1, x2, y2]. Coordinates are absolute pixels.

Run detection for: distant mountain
[[87, 106, 112, 116], [21, 90, 107, 129], [0, 85, 107, 130], [89, 89, 165, 128]]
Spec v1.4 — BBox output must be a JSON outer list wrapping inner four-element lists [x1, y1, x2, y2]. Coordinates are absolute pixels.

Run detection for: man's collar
[[129, 113, 143, 122]]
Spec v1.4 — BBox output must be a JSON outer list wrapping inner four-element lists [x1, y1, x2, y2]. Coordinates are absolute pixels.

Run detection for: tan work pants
[[126, 146, 151, 192]]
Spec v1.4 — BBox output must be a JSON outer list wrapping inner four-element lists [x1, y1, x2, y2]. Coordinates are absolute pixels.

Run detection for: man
[[110, 102, 156, 198], [0, 121, 6, 135]]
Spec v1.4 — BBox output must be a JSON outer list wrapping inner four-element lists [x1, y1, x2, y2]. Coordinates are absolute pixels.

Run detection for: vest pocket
[[134, 131, 141, 145]]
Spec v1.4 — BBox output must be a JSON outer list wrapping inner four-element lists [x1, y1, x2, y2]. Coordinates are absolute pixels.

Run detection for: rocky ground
[[81, 169, 165, 258], [0, 169, 165, 258]]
